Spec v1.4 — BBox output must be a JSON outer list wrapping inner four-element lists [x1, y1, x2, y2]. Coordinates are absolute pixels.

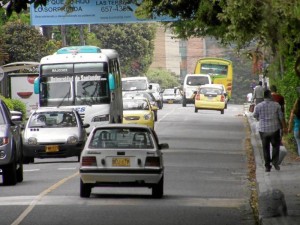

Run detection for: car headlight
[[28, 137, 37, 145], [67, 136, 78, 144], [144, 113, 152, 120], [0, 137, 9, 146]]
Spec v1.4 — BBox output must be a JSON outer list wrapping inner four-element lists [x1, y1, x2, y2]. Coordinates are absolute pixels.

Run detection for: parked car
[[194, 84, 226, 114], [22, 108, 89, 163], [163, 88, 182, 104], [123, 97, 156, 129], [79, 124, 169, 198], [123, 91, 159, 121], [0, 100, 24, 185]]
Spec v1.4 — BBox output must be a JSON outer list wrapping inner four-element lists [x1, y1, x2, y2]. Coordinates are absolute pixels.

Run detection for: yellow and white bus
[[34, 46, 123, 133], [194, 57, 233, 99]]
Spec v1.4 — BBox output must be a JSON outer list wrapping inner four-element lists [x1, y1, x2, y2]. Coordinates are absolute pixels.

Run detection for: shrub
[[0, 95, 27, 120], [11, 99, 27, 119]]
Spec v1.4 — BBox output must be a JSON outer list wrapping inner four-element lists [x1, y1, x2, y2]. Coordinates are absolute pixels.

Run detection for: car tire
[[154, 111, 158, 121], [80, 179, 91, 198], [221, 109, 224, 114], [152, 176, 164, 198], [2, 160, 17, 185], [16, 162, 23, 183], [158, 101, 163, 109], [23, 156, 34, 164], [195, 108, 198, 113]]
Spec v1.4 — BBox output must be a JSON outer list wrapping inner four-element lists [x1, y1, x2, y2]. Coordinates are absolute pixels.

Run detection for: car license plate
[[112, 157, 130, 167], [168, 100, 174, 104], [45, 145, 59, 152]]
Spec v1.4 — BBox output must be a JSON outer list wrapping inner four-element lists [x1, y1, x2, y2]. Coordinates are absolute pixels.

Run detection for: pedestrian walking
[[252, 81, 264, 105], [288, 97, 300, 160], [253, 90, 288, 172]]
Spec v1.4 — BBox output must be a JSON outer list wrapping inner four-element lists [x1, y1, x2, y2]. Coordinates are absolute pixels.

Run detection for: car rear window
[[89, 128, 154, 149], [186, 76, 209, 86], [200, 88, 222, 95]]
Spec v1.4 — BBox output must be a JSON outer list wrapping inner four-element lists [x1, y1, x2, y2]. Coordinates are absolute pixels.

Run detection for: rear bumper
[[195, 101, 225, 110], [80, 168, 163, 186]]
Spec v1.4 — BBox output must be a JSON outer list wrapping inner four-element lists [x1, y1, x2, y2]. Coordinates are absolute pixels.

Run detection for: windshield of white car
[[28, 112, 78, 128]]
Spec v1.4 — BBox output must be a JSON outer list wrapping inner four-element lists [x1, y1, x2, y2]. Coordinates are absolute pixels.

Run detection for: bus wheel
[[221, 109, 224, 114]]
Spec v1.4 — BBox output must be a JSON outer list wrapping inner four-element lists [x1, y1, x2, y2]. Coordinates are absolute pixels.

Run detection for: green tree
[[1, 21, 49, 62], [146, 68, 180, 89], [91, 24, 156, 76]]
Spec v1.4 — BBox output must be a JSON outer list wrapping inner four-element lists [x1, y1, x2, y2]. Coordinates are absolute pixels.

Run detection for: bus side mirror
[[109, 73, 115, 91], [34, 77, 40, 94]]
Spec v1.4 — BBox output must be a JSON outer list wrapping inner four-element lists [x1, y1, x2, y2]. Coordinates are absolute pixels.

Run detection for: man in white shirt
[[252, 81, 264, 105]]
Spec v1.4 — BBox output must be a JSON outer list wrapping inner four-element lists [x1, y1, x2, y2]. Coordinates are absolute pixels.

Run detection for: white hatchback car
[[23, 108, 89, 163], [79, 124, 169, 198]]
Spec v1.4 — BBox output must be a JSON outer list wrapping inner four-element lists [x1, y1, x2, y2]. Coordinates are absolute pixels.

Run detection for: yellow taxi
[[122, 97, 157, 129], [194, 84, 226, 114]]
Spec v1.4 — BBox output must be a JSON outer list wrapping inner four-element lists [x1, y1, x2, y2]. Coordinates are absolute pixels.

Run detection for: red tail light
[[145, 156, 160, 167], [81, 156, 97, 166], [221, 95, 225, 102], [195, 94, 200, 100]]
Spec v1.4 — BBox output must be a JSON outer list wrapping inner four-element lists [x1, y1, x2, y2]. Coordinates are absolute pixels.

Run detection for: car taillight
[[195, 94, 200, 100], [81, 156, 97, 166], [221, 95, 225, 102], [145, 156, 160, 167]]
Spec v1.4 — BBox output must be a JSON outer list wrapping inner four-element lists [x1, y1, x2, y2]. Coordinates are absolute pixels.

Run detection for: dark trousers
[[259, 129, 281, 168]]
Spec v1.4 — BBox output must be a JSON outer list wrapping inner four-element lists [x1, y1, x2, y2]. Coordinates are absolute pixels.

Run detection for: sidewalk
[[245, 104, 300, 225]]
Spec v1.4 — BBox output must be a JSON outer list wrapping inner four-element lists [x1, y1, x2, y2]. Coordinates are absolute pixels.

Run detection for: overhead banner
[[30, 0, 176, 25]]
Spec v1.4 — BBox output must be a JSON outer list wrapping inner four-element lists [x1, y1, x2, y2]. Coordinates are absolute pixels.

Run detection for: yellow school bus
[[194, 57, 233, 99]]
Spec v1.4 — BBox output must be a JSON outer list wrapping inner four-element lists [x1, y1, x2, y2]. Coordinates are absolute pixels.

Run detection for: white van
[[182, 74, 212, 107], [122, 77, 150, 93]]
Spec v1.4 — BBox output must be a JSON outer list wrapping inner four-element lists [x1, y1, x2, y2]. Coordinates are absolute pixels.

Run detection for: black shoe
[[265, 166, 271, 172], [274, 165, 280, 170]]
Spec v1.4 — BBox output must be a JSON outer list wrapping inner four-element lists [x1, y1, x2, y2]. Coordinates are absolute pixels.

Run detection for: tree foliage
[[91, 24, 156, 76], [1, 21, 49, 62], [146, 68, 180, 89]]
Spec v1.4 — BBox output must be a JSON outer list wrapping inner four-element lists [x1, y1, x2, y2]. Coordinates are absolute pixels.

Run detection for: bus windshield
[[200, 64, 228, 76], [40, 69, 110, 107]]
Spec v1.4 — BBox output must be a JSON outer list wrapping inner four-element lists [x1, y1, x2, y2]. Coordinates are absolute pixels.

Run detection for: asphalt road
[[0, 103, 256, 225]]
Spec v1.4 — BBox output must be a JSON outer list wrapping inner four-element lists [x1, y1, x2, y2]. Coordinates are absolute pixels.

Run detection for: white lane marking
[[10, 172, 79, 225], [57, 167, 77, 170], [24, 169, 40, 172], [0, 195, 246, 208], [155, 106, 179, 127]]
